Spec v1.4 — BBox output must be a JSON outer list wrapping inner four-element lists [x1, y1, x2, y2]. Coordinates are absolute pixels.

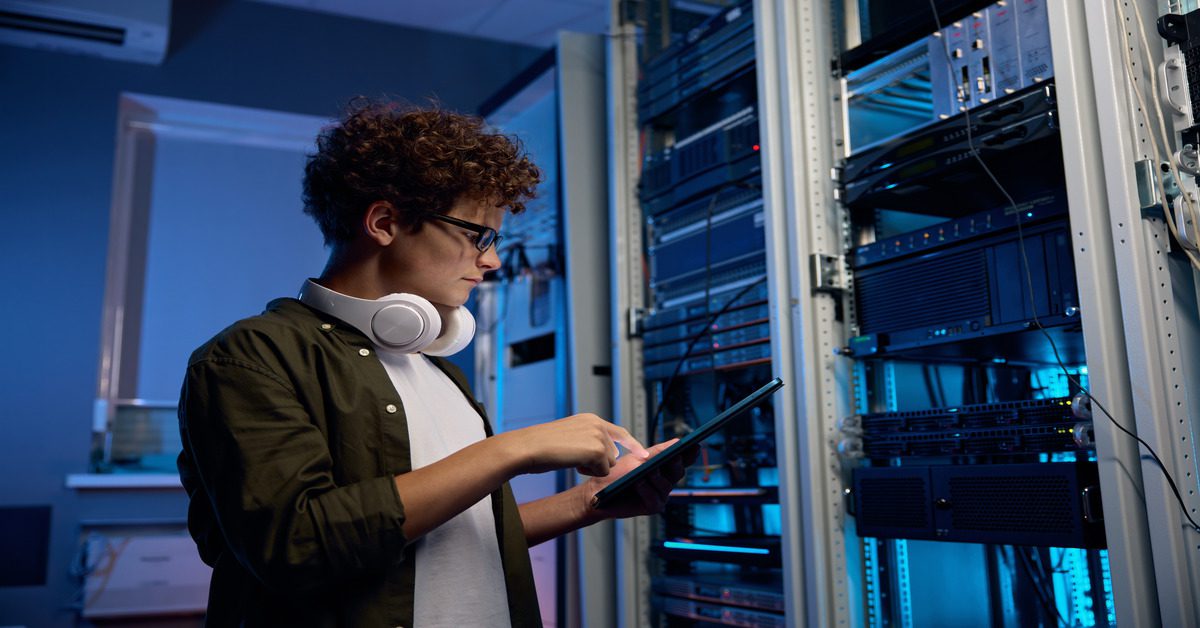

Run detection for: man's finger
[[578, 458, 611, 477], [645, 438, 679, 457]]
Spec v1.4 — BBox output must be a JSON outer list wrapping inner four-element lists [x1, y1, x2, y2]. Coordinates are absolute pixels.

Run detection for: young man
[[177, 102, 689, 627]]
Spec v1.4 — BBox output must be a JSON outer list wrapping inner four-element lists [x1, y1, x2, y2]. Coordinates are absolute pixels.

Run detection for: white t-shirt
[[374, 349, 512, 628]]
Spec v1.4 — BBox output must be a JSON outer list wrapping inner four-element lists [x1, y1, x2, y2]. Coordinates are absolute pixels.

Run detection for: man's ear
[[363, 201, 399, 246]]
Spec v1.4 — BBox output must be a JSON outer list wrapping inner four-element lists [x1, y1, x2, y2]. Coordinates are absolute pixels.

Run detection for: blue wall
[[0, 1, 542, 624]]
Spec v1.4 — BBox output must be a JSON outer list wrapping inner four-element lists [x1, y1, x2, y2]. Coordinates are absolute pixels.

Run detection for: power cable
[[1016, 546, 1068, 627]]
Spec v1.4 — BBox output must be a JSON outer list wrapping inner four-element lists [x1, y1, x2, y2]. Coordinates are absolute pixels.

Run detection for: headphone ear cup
[[371, 296, 442, 352], [422, 307, 476, 356]]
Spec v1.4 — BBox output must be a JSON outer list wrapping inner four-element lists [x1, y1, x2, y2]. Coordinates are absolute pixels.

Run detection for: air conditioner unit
[[0, 0, 170, 65]]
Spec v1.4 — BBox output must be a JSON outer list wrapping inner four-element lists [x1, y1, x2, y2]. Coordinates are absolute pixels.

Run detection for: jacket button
[[385, 404, 398, 414], [359, 348, 370, 356]]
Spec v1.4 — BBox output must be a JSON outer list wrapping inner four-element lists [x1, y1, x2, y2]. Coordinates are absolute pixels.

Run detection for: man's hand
[[583, 438, 699, 519], [501, 413, 649, 477]]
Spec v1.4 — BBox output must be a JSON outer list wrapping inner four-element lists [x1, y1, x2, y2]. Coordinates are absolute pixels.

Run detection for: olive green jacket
[[178, 298, 541, 627]]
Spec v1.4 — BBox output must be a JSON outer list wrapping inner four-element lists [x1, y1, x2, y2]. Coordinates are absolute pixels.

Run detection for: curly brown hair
[[302, 99, 542, 245]]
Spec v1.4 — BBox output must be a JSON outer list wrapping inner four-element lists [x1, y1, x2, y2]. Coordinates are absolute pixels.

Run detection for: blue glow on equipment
[[662, 541, 771, 555]]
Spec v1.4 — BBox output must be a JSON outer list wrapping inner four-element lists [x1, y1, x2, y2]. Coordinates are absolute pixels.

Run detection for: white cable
[[1116, 0, 1200, 269], [1132, 0, 1200, 259], [1130, 0, 1200, 245]]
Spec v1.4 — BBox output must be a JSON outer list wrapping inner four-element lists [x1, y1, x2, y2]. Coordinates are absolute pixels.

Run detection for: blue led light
[[885, 183, 899, 190], [662, 541, 770, 555], [1026, 211, 1034, 218], [880, 162, 893, 169]]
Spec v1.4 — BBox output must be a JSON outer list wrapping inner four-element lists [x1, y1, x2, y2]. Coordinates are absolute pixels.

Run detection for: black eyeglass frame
[[422, 212, 502, 252]]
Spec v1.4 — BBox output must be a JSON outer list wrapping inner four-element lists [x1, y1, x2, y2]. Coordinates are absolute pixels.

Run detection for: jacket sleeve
[[179, 355, 407, 592]]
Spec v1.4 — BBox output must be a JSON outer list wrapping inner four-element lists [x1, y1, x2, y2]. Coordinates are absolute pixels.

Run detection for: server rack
[[749, 0, 1200, 626], [609, 2, 792, 626], [748, 0, 1200, 624]]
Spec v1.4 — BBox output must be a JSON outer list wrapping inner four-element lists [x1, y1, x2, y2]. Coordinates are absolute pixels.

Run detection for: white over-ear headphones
[[298, 280, 476, 356]]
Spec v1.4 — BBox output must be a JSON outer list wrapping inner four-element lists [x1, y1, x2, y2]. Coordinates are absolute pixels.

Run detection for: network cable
[[646, 273, 769, 442]]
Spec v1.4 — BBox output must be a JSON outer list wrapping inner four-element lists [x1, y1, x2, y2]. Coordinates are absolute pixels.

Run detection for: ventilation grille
[[948, 475, 1074, 533], [858, 477, 929, 529], [856, 247, 989, 333]]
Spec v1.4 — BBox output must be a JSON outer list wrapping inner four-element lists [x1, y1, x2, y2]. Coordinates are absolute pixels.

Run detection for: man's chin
[[431, 299, 467, 317]]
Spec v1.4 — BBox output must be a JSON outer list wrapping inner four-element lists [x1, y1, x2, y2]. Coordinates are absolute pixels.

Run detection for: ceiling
[[250, 0, 610, 49]]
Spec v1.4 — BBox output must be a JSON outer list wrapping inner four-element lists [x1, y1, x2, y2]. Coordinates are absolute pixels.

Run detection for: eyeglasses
[[423, 213, 502, 252]]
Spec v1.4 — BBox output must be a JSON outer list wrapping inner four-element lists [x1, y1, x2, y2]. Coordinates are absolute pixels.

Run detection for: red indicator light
[[752, 144, 760, 151]]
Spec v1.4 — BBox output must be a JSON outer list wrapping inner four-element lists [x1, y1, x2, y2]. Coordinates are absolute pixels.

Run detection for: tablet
[[593, 377, 785, 510]]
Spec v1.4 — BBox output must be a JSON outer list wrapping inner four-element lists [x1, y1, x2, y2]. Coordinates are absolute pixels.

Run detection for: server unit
[[853, 461, 1106, 548], [852, 396, 1094, 459]]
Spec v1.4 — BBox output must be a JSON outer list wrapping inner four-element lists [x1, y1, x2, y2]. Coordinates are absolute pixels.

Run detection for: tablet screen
[[592, 377, 784, 510]]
